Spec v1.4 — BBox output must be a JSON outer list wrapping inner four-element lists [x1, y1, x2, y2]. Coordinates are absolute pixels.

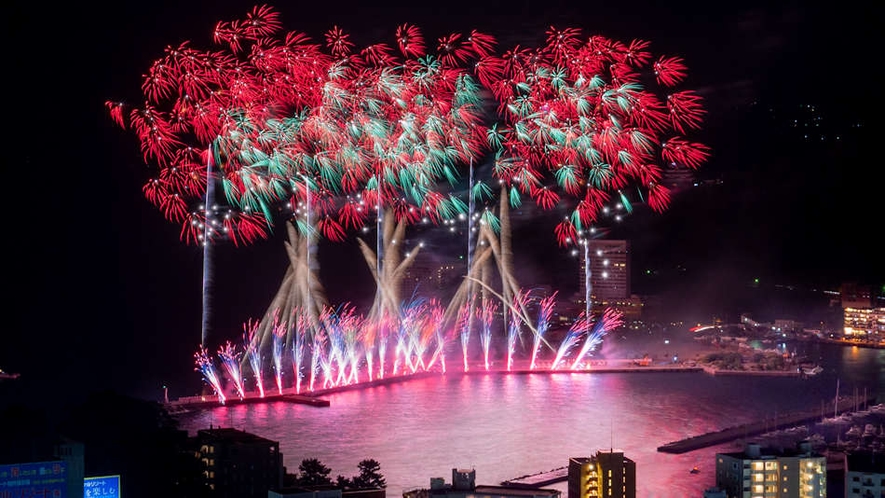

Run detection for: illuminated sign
[[83, 475, 120, 498], [0, 460, 67, 497]]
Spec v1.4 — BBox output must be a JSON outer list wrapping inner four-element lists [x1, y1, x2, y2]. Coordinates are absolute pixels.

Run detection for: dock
[[501, 467, 568, 488], [657, 395, 877, 454], [167, 392, 330, 411]]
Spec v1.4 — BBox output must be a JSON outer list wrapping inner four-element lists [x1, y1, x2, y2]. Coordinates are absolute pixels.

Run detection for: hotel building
[[715, 442, 825, 498], [844, 450, 884, 498], [567, 450, 636, 498], [575, 240, 642, 320], [194, 427, 284, 497]]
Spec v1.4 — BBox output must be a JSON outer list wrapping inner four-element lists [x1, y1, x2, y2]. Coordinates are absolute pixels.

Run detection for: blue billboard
[[83, 475, 120, 498], [0, 460, 67, 498]]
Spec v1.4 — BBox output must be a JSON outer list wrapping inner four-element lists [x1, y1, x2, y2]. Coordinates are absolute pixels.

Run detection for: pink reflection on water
[[177, 370, 827, 497]]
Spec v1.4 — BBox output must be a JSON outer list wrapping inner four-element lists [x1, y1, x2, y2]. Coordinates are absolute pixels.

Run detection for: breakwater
[[657, 395, 877, 454]]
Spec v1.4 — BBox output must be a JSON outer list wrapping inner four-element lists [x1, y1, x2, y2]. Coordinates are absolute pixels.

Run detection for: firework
[[475, 29, 710, 246], [479, 300, 498, 371], [570, 308, 624, 370], [531, 292, 557, 370], [551, 313, 593, 370], [272, 319, 286, 395], [194, 345, 226, 404], [243, 319, 264, 398], [218, 341, 245, 399], [506, 290, 531, 371]]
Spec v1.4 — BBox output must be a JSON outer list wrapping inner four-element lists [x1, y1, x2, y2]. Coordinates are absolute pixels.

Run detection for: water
[[175, 340, 885, 498]]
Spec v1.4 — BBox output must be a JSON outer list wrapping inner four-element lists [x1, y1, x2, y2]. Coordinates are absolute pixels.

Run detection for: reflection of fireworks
[[218, 341, 245, 399], [570, 308, 624, 370], [194, 345, 225, 404]]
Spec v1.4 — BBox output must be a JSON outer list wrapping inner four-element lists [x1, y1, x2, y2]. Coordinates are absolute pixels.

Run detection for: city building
[[403, 468, 560, 498], [842, 307, 885, 343], [840, 283, 873, 309], [271, 486, 385, 498], [703, 488, 727, 498], [575, 240, 640, 319], [579, 240, 630, 302], [567, 450, 636, 498], [193, 426, 283, 498], [844, 450, 884, 498], [400, 253, 464, 302], [715, 442, 826, 498]]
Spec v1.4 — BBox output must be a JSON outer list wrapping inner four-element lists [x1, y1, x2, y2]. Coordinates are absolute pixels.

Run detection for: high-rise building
[[843, 307, 885, 343], [840, 283, 873, 309], [567, 450, 636, 498], [715, 442, 825, 498], [194, 427, 284, 498], [579, 240, 630, 302], [844, 450, 884, 498]]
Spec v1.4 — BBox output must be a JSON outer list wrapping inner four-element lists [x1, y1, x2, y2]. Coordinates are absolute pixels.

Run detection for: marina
[[657, 394, 878, 454]]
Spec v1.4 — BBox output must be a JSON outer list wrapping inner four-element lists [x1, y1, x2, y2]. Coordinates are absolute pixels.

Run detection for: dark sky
[[4, 0, 880, 405]]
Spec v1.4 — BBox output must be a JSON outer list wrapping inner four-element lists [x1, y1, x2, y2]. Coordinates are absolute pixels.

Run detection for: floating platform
[[501, 467, 568, 488], [657, 395, 877, 454]]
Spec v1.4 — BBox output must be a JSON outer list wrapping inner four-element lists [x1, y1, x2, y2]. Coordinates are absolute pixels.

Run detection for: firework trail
[[200, 151, 215, 347], [292, 311, 307, 393], [309, 329, 324, 392], [272, 318, 286, 395], [531, 292, 557, 370], [363, 320, 378, 382], [426, 304, 448, 373], [243, 318, 264, 398], [457, 301, 472, 372], [480, 300, 498, 371], [505, 290, 531, 371], [392, 313, 409, 376], [401, 299, 434, 373], [194, 345, 226, 404], [339, 306, 363, 385], [551, 313, 594, 370], [377, 315, 392, 379], [218, 341, 245, 399], [571, 308, 624, 370]]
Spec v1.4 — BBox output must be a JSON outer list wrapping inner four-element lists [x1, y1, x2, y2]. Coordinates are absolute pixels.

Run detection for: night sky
[[4, 0, 880, 406]]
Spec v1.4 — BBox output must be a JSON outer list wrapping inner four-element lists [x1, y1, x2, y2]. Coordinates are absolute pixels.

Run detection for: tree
[[352, 459, 386, 489], [335, 474, 353, 489], [297, 458, 333, 486]]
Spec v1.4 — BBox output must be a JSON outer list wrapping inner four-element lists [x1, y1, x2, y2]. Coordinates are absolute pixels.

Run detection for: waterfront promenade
[[656, 394, 878, 454]]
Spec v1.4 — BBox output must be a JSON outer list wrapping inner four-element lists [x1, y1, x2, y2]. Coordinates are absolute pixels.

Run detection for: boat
[[862, 424, 877, 438], [0, 368, 20, 380], [690, 466, 700, 474], [845, 425, 862, 438], [802, 365, 823, 376]]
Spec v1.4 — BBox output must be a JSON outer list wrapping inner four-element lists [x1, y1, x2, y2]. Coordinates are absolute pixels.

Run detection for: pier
[[501, 467, 568, 488], [168, 392, 330, 411], [657, 395, 877, 454]]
